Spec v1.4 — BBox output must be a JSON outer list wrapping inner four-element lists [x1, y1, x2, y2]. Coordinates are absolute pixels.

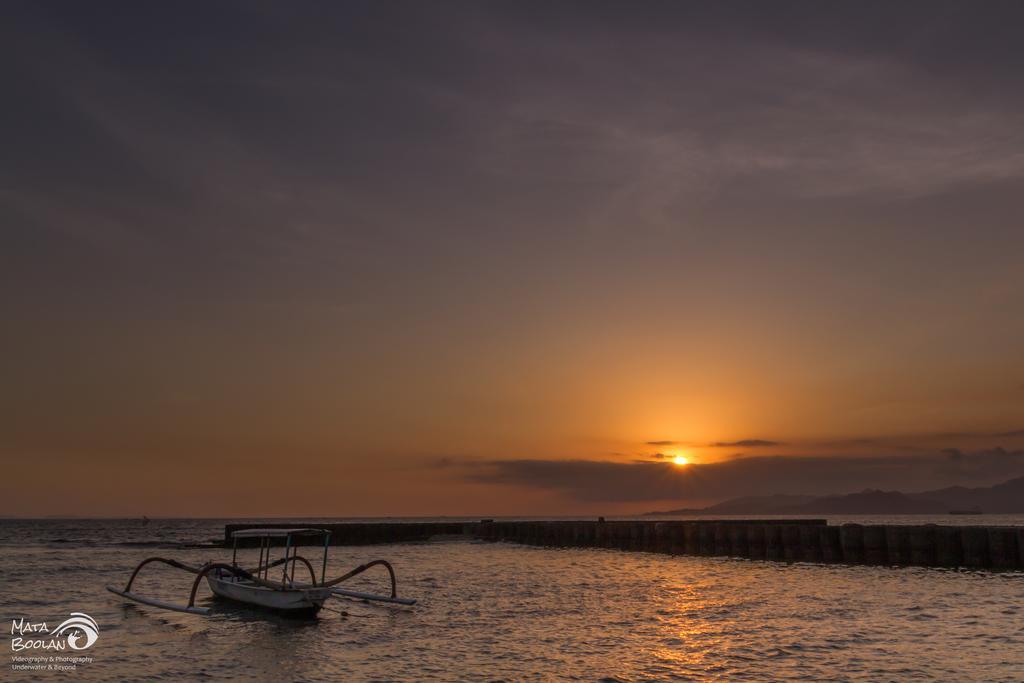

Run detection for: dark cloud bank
[[465, 449, 1024, 503]]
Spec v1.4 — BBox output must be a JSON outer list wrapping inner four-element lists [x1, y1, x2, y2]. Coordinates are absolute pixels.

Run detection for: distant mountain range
[[645, 475, 1024, 515]]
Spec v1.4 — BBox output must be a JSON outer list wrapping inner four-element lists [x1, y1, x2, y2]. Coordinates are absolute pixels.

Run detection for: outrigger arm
[[321, 559, 417, 606], [105, 557, 214, 615]]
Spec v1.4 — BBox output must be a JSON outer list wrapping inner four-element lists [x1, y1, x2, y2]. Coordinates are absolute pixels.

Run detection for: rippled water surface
[[2, 519, 1023, 681]]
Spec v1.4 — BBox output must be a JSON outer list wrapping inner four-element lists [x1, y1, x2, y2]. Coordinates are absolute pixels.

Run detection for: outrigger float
[[106, 528, 415, 617]]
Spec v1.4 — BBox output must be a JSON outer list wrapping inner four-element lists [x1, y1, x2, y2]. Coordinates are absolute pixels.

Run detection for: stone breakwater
[[225, 520, 1024, 569]]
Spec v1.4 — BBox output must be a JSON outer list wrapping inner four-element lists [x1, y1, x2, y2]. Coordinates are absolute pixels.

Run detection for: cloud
[[463, 449, 1024, 503], [645, 440, 676, 446], [425, 457, 457, 469], [711, 439, 782, 448], [979, 447, 1024, 458], [472, 20, 1024, 210]]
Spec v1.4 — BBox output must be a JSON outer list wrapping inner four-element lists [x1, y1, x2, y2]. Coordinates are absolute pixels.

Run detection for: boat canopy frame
[[230, 527, 332, 586]]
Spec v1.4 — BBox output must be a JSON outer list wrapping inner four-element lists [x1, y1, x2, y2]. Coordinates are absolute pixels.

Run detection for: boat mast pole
[[321, 532, 330, 585], [282, 533, 291, 586]]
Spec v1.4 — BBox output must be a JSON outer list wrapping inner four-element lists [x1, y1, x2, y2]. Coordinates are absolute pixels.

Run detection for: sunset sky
[[2, 2, 1023, 516]]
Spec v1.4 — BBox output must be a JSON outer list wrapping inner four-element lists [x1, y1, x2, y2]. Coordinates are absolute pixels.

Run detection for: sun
[[672, 455, 689, 466]]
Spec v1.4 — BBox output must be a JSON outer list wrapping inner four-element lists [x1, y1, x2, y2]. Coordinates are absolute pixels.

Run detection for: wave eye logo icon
[[52, 613, 99, 650]]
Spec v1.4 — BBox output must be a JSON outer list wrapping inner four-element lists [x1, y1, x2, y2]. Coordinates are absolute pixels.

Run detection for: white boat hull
[[207, 571, 332, 616]]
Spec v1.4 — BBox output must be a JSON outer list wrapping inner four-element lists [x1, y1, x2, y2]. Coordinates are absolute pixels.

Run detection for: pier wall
[[225, 522, 467, 547], [225, 520, 1024, 570]]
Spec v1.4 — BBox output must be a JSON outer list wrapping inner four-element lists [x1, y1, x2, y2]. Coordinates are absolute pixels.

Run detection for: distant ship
[[948, 507, 983, 515]]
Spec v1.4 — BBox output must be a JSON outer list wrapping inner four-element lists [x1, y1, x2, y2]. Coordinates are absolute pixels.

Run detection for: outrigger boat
[[107, 527, 415, 617]]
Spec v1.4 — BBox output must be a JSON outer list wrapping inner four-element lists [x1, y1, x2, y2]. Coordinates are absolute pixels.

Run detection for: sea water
[[1, 518, 1022, 681]]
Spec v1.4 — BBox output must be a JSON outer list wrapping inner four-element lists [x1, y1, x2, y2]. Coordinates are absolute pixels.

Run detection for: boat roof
[[231, 528, 332, 538]]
